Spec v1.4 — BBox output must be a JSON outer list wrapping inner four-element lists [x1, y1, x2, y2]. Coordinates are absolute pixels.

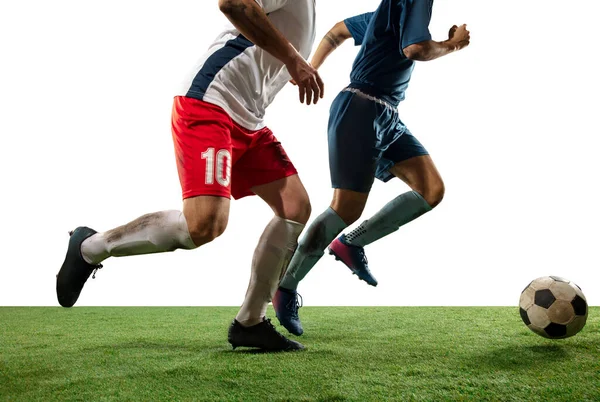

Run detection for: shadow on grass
[[81, 340, 207, 354], [82, 340, 312, 356], [219, 348, 301, 355], [467, 344, 569, 371]]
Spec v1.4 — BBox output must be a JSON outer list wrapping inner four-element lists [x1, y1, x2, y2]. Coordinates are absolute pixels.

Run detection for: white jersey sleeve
[[253, 0, 289, 13], [176, 0, 316, 130]]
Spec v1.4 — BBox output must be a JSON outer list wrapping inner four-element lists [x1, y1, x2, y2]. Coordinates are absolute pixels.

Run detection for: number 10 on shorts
[[201, 148, 232, 187]]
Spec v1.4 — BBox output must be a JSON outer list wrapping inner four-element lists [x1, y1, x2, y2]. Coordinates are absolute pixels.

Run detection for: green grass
[[1, 307, 598, 401]]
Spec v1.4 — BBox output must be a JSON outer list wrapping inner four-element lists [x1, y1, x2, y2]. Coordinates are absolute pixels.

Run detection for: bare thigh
[[389, 155, 445, 207], [252, 174, 311, 224]]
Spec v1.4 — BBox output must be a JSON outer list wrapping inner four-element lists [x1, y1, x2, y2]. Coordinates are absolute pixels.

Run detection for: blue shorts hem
[[376, 150, 431, 183]]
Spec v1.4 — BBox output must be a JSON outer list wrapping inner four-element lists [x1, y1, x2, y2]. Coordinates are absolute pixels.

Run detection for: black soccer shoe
[[56, 227, 103, 308], [228, 318, 305, 352]]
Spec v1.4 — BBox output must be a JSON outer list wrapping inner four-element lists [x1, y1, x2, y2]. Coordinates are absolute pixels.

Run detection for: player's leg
[[279, 188, 372, 290], [275, 92, 381, 334], [388, 154, 445, 208], [78, 95, 234, 262], [226, 126, 307, 351], [79, 197, 228, 266], [231, 175, 309, 340], [341, 133, 441, 249], [327, 121, 433, 287], [327, 134, 440, 286], [235, 174, 310, 328], [280, 91, 380, 288], [56, 96, 232, 308], [280, 91, 400, 291]]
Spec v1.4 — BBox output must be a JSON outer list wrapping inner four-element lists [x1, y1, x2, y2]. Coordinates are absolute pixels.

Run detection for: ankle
[[236, 317, 262, 327]]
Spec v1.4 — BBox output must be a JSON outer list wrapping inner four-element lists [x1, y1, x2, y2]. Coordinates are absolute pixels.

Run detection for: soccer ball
[[519, 276, 588, 339]]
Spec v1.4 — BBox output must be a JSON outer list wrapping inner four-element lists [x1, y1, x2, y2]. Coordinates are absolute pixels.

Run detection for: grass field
[[1, 307, 598, 401]]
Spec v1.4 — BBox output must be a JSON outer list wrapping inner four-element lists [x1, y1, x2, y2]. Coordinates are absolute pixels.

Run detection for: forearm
[[310, 30, 348, 70], [219, 0, 299, 65], [404, 40, 458, 62]]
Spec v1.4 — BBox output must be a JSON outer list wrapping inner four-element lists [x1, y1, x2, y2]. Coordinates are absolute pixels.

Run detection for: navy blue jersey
[[344, 0, 434, 106]]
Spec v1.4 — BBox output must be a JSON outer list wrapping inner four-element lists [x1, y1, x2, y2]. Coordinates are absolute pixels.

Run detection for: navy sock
[[280, 207, 348, 290]]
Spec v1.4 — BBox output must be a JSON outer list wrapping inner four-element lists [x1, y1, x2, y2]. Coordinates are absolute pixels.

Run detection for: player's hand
[[448, 24, 470, 51], [289, 79, 297, 86], [285, 53, 324, 105]]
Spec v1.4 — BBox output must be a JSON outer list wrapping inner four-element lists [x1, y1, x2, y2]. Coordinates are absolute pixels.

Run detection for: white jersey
[[177, 0, 316, 130]]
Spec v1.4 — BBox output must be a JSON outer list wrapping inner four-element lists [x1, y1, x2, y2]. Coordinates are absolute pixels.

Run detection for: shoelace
[[285, 293, 303, 319], [360, 252, 368, 266], [347, 240, 368, 267], [91, 264, 103, 279], [264, 318, 288, 341]]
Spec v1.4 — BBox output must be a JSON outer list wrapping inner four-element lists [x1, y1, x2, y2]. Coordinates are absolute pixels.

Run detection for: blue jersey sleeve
[[400, 0, 433, 50], [343, 12, 375, 46]]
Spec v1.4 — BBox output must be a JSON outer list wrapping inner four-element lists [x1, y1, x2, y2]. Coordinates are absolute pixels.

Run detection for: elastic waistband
[[343, 87, 394, 111]]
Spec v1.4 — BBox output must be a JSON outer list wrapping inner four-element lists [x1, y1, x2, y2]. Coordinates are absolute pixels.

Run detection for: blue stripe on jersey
[[186, 34, 254, 99]]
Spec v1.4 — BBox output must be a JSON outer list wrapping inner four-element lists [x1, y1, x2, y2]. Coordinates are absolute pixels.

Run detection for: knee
[[330, 201, 364, 226], [280, 196, 312, 224], [421, 178, 445, 208], [337, 209, 362, 226], [186, 215, 228, 247], [294, 198, 312, 224]]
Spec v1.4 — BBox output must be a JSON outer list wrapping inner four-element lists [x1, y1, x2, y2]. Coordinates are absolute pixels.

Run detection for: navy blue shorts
[[328, 90, 429, 193]]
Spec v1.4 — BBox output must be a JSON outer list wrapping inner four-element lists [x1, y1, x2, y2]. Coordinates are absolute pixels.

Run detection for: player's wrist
[[282, 47, 302, 67], [444, 39, 460, 52]]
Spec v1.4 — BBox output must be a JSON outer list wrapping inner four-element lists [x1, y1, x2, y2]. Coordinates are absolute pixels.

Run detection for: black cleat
[[56, 227, 102, 308], [227, 318, 305, 352]]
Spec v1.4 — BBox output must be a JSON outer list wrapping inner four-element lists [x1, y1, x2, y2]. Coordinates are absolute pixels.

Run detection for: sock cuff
[[176, 211, 198, 249], [261, 216, 305, 250], [273, 215, 305, 230], [325, 207, 348, 230], [277, 286, 295, 294], [411, 191, 433, 212], [271, 216, 305, 238]]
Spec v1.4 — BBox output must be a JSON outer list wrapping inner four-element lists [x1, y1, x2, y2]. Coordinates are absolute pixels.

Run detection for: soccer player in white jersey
[[56, 0, 323, 352]]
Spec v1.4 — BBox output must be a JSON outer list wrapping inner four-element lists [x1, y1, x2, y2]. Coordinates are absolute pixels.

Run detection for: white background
[[1, 0, 598, 307]]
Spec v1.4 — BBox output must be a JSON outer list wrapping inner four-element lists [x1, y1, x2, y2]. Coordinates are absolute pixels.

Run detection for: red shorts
[[171, 96, 297, 200]]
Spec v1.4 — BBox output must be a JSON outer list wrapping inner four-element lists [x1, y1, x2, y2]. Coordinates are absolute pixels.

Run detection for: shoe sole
[[228, 340, 305, 352], [328, 248, 378, 287], [274, 315, 304, 336]]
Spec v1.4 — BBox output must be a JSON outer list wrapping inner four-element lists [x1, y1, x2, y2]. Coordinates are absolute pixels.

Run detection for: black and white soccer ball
[[519, 276, 588, 339]]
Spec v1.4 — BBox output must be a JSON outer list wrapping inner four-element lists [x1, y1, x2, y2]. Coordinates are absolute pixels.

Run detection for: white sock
[[81, 210, 197, 265], [235, 216, 305, 327]]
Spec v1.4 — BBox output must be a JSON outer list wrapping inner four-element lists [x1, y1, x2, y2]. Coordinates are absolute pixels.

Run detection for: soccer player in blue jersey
[[273, 0, 470, 335]]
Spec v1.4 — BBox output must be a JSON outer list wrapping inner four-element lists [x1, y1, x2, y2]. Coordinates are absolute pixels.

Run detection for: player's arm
[[309, 22, 353, 70], [403, 25, 470, 61], [399, 1, 470, 62], [218, 0, 324, 105], [309, 12, 373, 70]]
